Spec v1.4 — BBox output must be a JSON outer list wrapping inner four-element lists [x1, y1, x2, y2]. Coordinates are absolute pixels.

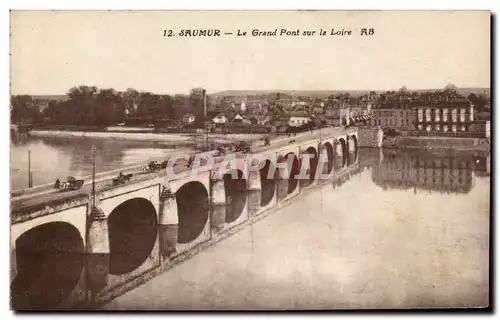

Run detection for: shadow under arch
[[224, 169, 247, 223], [260, 159, 276, 207], [176, 181, 209, 244], [284, 152, 300, 194], [108, 198, 158, 276], [11, 222, 84, 310], [299, 146, 318, 189], [336, 138, 348, 169], [321, 142, 334, 175]]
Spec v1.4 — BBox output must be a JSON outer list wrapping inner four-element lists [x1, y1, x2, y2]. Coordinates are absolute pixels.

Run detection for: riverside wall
[[357, 127, 384, 148]]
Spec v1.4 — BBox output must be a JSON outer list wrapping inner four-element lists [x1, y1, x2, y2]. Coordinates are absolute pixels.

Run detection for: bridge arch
[[223, 169, 247, 224], [282, 152, 300, 195], [322, 142, 334, 175], [108, 197, 158, 276], [260, 159, 276, 207], [11, 222, 84, 310], [335, 138, 348, 170], [176, 181, 209, 244], [299, 146, 318, 188]]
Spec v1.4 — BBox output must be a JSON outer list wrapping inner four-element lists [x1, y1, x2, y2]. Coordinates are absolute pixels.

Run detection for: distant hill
[[9, 94, 69, 101], [210, 90, 370, 98], [31, 95, 68, 101], [211, 88, 490, 98]]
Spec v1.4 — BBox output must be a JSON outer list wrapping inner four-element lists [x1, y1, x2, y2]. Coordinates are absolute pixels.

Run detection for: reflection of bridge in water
[[10, 127, 360, 310], [370, 148, 490, 194]]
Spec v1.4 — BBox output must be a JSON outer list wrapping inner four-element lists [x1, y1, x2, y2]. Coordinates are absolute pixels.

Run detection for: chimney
[[203, 89, 207, 119]]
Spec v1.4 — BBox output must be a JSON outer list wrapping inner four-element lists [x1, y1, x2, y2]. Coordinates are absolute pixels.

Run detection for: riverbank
[[28, 130, 269, 145], [382, 136, 490, 152]]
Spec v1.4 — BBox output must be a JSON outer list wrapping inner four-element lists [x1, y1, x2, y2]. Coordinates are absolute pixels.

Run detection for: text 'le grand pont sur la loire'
[[163, 28, 375, 37]]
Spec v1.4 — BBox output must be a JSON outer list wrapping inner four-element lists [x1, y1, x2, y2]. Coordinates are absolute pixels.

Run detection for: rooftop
[[289, 111, 310, 118]]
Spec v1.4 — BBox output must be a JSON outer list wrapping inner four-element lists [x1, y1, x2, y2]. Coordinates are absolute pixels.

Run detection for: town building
[[212, 113, 228, 124], [469, 120, 490, 138], [350, 103, 372, 125], [288, 111, 311, 127], [412, 99, 474, 135], [247, 114, 271, 125], [231, 114, 244, 123], [182, 113, 196, 124], [325, 101, 371, 127], [370, 100, 414, 131], [325, 103, 351, 126]]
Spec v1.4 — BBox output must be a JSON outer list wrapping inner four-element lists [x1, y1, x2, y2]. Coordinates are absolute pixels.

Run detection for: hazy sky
[[10, 10, 490, 95]]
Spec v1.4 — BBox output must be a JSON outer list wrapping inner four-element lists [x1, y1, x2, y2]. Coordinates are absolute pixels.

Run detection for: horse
[[112, 173, 133, 186]]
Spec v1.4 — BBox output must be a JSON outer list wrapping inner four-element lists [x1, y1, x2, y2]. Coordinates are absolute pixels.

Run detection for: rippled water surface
[[10, 136, 181, 190]]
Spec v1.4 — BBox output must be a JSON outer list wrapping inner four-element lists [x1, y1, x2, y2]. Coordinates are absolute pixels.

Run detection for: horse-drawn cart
[[112, 173, 133, 186], [54, 176, 84, 191]]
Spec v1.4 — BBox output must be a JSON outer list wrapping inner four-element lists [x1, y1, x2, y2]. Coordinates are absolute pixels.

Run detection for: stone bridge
[[10, 128, 359, 310]]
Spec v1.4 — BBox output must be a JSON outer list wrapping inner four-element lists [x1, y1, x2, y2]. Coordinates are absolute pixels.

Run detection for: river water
[[10, 136, 184, 190], [101, 147, 490, 310], [9, 135, 490, 309]]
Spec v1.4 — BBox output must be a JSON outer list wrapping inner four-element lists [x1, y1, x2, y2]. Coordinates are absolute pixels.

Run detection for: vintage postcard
[[9, 10, 491, 311]]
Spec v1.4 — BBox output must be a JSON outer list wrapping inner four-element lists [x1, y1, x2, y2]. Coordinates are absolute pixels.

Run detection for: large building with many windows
[[370, 101, 414, 130], [412, 99, 474, 135], [325, 102, 371, 127]]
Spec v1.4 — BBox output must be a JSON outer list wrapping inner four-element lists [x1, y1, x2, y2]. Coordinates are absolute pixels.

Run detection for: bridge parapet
[[11, 193, 89, 225]]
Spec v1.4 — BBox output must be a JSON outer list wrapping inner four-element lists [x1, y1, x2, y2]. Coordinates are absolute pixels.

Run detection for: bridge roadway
[[11, 127, 349, 214]]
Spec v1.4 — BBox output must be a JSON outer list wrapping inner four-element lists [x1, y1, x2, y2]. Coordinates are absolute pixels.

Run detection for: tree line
[[10, 86, 209, 127]]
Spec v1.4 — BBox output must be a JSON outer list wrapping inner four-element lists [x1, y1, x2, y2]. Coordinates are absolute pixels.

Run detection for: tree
[[444, 83, 458, 95], [95, 88, 124, 126], [189, 87, 206, 125], [11, 95, 37, 123], [67, 85, 98, 125], [172, 94, 191, 118], [43, 100, 61, 123], [159, 95, 176, 119], [398, 86, 409, 95], [136, 92, 156, 120], [121, 88, 140, 117]]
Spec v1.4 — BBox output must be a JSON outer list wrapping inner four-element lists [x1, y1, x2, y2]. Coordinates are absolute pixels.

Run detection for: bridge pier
[[347, 135, 357, 165], [247, 171, 262, 217], [158, 185, 178, 259], [276, 156, 289, 201], [85, 205, 110, 300], [210, 176, 226, 235], [334, 139, 346, 171]]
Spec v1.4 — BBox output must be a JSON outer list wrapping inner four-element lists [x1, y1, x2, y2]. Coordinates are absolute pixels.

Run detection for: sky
[[10, 10, 491, 95]]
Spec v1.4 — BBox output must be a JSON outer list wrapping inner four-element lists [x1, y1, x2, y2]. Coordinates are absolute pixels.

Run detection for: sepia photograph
[[9, 10, 491, 311]]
